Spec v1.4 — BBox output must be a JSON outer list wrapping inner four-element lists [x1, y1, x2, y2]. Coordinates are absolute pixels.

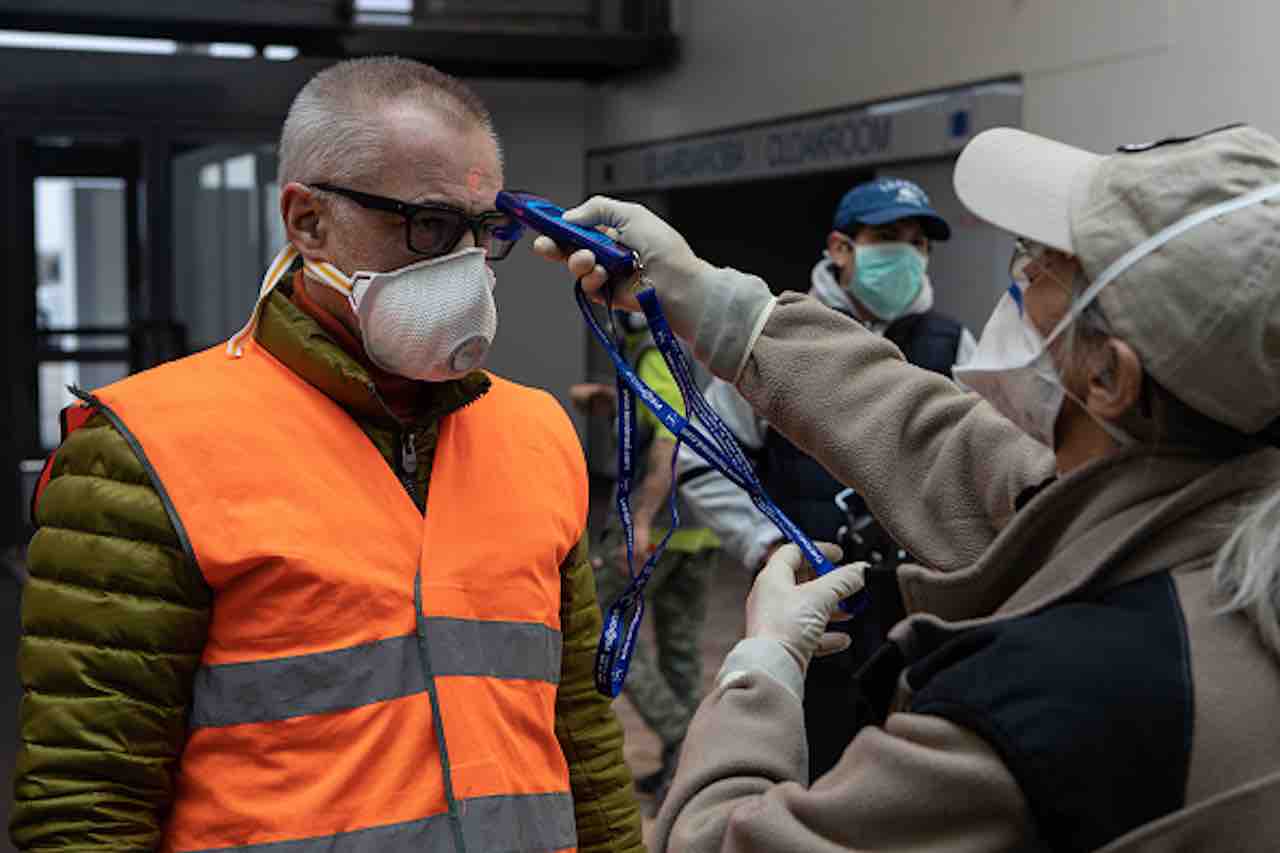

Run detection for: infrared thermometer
[[496, 191, 637, 282]]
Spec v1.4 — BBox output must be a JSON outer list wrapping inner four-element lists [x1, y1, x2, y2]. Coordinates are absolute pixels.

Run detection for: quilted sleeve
[[10, 412, 211, 851], [554, 536, 645, 853]]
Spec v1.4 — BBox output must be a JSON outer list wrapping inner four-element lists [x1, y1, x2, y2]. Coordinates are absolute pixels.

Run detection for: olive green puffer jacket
[[12, 285, 644, 852]]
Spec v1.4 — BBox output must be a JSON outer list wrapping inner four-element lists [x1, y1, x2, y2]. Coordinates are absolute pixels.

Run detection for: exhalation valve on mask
[[448, 333, 490, 374]]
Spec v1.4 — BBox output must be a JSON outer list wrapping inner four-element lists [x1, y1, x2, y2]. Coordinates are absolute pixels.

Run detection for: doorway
[[654, 158, 1010, 333], [2, 133, 148, 853], [663, 165, 876, 294], [171, 142, 284, 352], [30, 138, 144, 452]]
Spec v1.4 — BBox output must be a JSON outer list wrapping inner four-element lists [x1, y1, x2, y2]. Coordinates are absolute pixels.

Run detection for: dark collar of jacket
[[893, 444, 1280, 636], [254, 273, 489, 429]]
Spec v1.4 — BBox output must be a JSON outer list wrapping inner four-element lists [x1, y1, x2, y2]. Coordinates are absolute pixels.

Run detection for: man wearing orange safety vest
[[11, 58, 643, 853]]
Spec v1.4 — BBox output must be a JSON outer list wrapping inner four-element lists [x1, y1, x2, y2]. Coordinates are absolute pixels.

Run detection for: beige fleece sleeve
[[736, 291, 1055, 573], [653, 670, 1035, 853]]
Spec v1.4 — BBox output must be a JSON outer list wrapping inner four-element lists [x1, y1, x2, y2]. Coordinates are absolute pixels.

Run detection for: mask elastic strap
[[302, 259, 354, 295], [227, 247, 356, 358], [1044, 181, 1280, 346], [227, 244, 300, 357], [1062, 381, 1136, 446], [1017, 347, 1136, 445], [1036, 184, 1280, 444]]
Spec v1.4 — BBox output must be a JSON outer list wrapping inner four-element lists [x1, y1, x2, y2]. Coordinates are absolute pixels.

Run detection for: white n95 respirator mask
[[953, 275, 1137, 449], [952, 283, 1065, 447], [343, 248, 497, 381], [307, 248, 497, 382], [230, 245, 498, 382]]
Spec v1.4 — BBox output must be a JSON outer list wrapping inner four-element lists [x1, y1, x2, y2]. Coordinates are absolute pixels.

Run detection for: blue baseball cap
[[833, 177, 951, 241]]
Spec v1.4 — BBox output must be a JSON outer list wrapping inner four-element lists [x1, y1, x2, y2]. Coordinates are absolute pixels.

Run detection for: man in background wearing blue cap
[[677, 176, 974, 780]]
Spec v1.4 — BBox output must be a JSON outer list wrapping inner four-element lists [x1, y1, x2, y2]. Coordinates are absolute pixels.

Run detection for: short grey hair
[[278, 56, 501, 188], [1215, 487, 1280, 657]]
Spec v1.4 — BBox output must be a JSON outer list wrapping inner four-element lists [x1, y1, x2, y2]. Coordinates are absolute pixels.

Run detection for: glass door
[[31, 139, 141, 451], [172, 142, 282, 352]]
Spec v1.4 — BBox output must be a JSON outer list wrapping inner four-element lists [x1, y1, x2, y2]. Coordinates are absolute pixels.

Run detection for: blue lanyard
[[586, 283, 867, 698]]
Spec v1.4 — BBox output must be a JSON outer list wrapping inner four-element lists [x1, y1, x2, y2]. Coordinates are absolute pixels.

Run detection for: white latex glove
[[746, 543, 866, 673], [530, 196, 715, 344]]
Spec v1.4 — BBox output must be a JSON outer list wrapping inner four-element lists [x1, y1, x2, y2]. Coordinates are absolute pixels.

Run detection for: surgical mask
[[954, 181, 1280, 448], [848, 243, 926, 322], [229, 245, 497, 382]]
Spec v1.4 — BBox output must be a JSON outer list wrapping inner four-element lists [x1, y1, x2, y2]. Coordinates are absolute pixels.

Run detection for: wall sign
[[587, 81, 1022, 194]]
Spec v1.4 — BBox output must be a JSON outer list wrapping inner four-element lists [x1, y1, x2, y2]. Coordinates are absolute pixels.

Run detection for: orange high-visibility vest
[[70, 338, 587, 853]]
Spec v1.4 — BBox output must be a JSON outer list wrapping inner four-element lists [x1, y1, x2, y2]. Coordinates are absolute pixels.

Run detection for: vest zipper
[[370, 383, 422, 509], [393, 428, 422, 510], [401, 430, 418, 475]]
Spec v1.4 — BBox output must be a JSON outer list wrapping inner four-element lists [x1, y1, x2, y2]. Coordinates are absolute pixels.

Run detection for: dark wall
[[1, 139, 37, 560], [665, 166, 875, 296]]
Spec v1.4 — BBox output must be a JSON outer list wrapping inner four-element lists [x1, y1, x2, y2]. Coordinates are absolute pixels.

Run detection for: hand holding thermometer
[[502, 190, 867, 696], [496, 191, 637, 282]]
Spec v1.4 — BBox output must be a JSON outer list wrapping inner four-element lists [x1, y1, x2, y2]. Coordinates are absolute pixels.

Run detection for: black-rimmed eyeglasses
[[312, 182, 523, 261]]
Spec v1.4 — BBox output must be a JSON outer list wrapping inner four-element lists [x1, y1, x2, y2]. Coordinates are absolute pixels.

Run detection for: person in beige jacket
[[535, 124, 1280, 851]]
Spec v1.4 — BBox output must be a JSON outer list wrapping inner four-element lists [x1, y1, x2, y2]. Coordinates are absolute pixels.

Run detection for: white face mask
[[327, 248, 497, 381], [228, 245, 497, 382], [952, 283, 1068, 447]]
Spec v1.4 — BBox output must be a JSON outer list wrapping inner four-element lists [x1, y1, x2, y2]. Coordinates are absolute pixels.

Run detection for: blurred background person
[[676, 176, 974, 779]]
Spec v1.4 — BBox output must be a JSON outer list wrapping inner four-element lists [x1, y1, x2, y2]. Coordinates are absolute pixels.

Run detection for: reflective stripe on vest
[[189, 620, 562, 728], [177, 793, 576, 853], [78, 338, 587, 853]]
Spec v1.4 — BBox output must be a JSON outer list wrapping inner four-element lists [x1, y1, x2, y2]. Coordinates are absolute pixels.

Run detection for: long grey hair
[[1214, 489, 1280, 656]]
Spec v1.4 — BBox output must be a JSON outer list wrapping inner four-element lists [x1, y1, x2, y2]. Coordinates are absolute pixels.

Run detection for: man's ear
[[1086, 338, 1144, 421], [281, 182, 328, 258]]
